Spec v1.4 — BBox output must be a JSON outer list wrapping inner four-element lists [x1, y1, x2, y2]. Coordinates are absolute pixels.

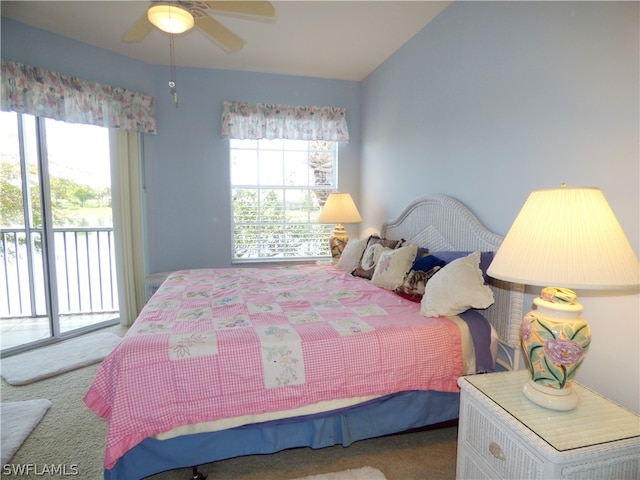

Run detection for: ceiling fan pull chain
[[169, 80, 178, 107], [169, 31, 178, 107]]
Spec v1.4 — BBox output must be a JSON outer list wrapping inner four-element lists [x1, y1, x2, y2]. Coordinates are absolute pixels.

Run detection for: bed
[[85, 194, 524, 480]]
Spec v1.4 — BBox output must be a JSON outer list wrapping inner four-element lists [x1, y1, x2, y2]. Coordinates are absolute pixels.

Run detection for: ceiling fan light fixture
[[147, 4, 194, 34]]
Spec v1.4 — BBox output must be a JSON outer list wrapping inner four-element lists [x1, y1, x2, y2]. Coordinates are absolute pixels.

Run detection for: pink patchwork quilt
[[85, 265, 465, 469]]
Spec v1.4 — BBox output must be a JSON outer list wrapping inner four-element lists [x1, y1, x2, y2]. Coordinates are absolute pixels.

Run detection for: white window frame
[[230, 139, 337, 262]]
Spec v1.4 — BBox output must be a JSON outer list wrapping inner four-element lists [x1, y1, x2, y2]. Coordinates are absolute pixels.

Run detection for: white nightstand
[[456, 370, 640, 480]]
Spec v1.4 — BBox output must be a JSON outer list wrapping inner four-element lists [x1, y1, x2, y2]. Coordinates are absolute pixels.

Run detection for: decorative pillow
[[430, 251, 494, 281], [352, 236, 404, 279], [371, 244, 418, 290], [420, 251, 495, 317], [411, 251, 446, 273], [394, 252, 446, 301], [359, 244, 390, 271], [396, 265, 442, 300], [336, 237, 368, 271]]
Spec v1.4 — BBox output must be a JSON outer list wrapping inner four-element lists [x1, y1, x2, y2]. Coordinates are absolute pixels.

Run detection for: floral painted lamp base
[[328, 224, 349, 263], [520, 287, 591, 411], [522, 378, 580, 411]]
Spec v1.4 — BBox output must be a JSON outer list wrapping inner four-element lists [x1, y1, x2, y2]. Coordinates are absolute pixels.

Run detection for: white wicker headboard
[[381, 194, 524, 361]]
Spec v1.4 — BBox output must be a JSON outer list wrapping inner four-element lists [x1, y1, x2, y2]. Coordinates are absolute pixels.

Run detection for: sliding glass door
[[0, 111, 119, 352]]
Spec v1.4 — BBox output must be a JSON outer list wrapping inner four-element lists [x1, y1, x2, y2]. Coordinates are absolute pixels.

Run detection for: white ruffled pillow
[[336, 237, 368, 271], [420, 251, 494, 317], [371, 244, 418, 290]]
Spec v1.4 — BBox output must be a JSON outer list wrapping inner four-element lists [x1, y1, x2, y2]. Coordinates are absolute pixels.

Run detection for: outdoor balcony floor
[[0, 313, 119, 350]]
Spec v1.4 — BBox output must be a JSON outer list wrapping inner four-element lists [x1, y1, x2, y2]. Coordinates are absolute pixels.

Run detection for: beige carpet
[[1, 326, 458, 480]]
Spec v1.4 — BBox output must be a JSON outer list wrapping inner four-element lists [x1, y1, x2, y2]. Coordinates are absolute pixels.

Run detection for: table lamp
[[487, 185, 639, 411], [318, 192, 363, 262]]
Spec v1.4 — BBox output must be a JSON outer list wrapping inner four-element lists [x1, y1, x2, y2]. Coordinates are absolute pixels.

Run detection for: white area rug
[[292, 467, 387, 480], [1, 332, 120, 385], [1, 399, 52, 464]]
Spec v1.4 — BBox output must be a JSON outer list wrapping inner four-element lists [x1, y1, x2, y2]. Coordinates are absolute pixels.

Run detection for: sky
[[0, 111, 111, 189]]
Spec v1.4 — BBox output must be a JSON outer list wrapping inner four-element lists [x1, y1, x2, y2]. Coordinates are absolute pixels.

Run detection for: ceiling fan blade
[[196, 14, 245, 53], [122, 13, 154, 43], [205, 1, 275, 19]]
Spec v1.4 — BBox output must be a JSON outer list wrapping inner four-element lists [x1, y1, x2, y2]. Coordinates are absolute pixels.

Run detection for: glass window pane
[[229, 139, 337, 260], [21, 115, 43, 229], [284, 189, 312, 222], [309, 146, 335, 188], [232, 189, 258, 223], [284, 151, 311, 186], [0, 111, 25, 228], [44, 118, 111, 228], [231, 149, 258, 185], [258, 150, 283, 186], [259, 189, 283, 222]]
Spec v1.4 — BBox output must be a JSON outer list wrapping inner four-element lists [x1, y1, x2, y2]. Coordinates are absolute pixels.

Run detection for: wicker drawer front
[[462, 401, 544, 479], [560, 450, 640, 480], [458, 452, 495, 480]]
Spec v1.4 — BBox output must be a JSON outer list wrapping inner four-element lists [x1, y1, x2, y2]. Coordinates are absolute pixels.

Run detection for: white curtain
[[110, 130, 146, 326]]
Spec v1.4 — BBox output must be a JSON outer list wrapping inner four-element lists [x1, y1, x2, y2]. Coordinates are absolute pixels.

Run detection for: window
[[230, 139, 337, 261]]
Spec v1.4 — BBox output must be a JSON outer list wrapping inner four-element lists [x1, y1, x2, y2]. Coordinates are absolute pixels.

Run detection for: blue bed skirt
[[105, 389, 460, 480]]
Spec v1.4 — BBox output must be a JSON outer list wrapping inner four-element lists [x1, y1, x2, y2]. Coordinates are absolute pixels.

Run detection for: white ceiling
[[1, 1, 451, 81]]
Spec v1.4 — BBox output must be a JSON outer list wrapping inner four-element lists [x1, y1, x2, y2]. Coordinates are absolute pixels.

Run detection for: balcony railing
[[1, 226, 119, 319]]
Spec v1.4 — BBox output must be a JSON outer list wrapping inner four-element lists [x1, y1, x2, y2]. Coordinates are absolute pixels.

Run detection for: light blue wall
[[361, 1, 639, 243], [0, 18, 154, 94], [145, 65, 360, 272], [360, 1, 639, 411], [1, 17, 361, 273]]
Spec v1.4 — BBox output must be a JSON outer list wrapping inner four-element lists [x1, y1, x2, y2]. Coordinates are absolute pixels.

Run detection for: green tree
[[50, 176, 76, 208], [96, 187, 111, 207], [0, 161, 24, 227], [71, 184, 97, 207], [233, 189, 288, 257], [1, 160, 86, 228]]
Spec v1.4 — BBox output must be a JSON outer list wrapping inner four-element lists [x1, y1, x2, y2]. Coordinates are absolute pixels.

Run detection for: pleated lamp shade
[[487, 186, 639, 290], [318, 192, 362, 262], [318, 193, 363, 225]]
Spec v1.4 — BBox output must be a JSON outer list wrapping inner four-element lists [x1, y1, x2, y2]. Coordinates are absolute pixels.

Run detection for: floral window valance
[[1, 59, 157, 134], [221, 101, 349, 142]]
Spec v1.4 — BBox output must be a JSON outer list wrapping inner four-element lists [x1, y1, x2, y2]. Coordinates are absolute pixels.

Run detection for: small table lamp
[[487, 185, 639, 411], [318, 192, 363, 262]]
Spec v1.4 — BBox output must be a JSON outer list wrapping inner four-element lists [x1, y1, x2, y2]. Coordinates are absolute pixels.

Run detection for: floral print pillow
[[371, 244, 418, 290], [351, 235, 405, 279]]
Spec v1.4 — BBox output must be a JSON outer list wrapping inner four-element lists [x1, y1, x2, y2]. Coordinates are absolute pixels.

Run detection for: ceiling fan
[[122, 1, 276, 53]]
